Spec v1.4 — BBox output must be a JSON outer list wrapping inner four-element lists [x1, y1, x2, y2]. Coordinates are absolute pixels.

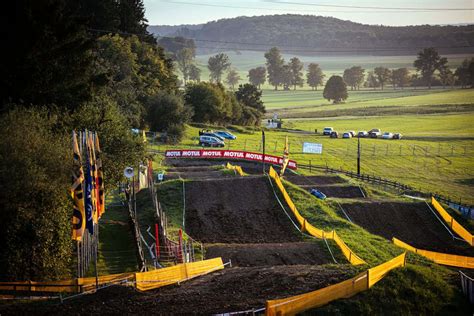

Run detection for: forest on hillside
[[149, 14, 474, 55]]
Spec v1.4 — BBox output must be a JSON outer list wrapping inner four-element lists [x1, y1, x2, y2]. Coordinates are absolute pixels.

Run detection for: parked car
[[348, 130, 356, 137], [382, 132, 393, 139], [342, 132, 352, 139], [330, 131, 339, 138], [310, 188, 327, 200], [323, 127, 334, 135], [393, 133, 403, 139], [358, 131, 369, 137], [200, 132, 225, 141], [369, 128, 382, 138], [199, 135, 225, 147], [215, 130, 237, 140]]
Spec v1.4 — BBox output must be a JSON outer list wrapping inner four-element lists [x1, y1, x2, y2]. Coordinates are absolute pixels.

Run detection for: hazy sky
[[143, 0, 474, 26]]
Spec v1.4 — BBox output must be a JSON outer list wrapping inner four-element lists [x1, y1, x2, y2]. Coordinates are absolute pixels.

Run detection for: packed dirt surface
[[342, 201, 474, 256], [284, 174, 347, 186], [205, 242, 335, 266], [0, 265, 356, 315], [165, 165, 230, 180], [185, 177, 301, 243], [297, 185, 365, 198]]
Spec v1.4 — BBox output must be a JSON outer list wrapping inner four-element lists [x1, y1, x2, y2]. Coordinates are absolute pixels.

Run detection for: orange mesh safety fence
[[135, 258, 224, 291], [225, 162, 245, 176], [265, 253, 406, 316], [393, 237, 474, 269], [431, 197, 473, 246], [0, 258, 224, 293], [269, 166, 366, 265]]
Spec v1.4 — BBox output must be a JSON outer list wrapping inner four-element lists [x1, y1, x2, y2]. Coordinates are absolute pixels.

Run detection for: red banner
[[165, 149, 297, 170]]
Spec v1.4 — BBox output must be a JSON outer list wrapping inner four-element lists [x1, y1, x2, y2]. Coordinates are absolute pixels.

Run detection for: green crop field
[[151, 111, 474, 205]]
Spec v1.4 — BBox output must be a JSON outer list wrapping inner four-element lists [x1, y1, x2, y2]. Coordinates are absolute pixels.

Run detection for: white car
[[382, 132, 393, 139], [323, 127, 334, 135]]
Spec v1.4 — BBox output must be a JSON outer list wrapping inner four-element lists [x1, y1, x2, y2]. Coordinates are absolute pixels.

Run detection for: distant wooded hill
[[148, 14, 474, 55]]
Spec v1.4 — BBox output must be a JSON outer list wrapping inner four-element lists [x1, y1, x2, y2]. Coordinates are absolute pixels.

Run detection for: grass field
[[150, 111, 474, 204]]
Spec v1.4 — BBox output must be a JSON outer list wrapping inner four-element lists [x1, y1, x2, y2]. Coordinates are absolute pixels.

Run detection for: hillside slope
[[149, 14, 474, 55]]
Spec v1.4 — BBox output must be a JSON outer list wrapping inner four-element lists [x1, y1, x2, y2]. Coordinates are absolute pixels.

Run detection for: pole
[[357, 135, 361, 176], [262, 130, 266, 174], [155, 223, 160, 259], [94, 224, 99, 289]]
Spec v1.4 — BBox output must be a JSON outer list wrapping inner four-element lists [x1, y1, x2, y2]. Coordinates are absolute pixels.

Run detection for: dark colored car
[[330, 131, 339, 138], [393, 133, 403, 139], [215, 131, 237, 140]]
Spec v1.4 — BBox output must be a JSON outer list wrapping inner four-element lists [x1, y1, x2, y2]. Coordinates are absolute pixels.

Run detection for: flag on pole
[[280, 136, 290, 177], [95, 134, 105, 218], [84, 131, 94, 234], [72, 131, 86, 241], [88, 133, 98, 224]]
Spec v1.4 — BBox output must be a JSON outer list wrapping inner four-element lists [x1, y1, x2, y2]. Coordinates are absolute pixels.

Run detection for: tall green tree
[[0, 107, 72, 281], [207, 53, 231, 83], [1, 0, 97, 112], [365, 71, 379, 89], [289, 57, 304, 90], [188, 64, 201, 83], [391, 68, 410, 89], [374, 67, 392, 90], [184, 82, 231, 124], [455, 58, 474, 88], [306, 63, 325, 91], [248, 67, 266, 89], [264, 47, 285, 90], [146, 92, 192, 142], [226, 69, 241, 90], [343, 66, 365, 90], [438, 67, 454, 88], [413, 48, 446, 89], [235, 84, 265, 114], [281, 64, 293, 91], [117, 0, 155, 43], [323, 75, 348, 104], [176, 48, 195, 86]]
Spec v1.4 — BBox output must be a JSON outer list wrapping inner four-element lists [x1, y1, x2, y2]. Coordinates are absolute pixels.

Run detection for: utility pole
[[357, 135, 361, 175], [262, 130, 266, 174]]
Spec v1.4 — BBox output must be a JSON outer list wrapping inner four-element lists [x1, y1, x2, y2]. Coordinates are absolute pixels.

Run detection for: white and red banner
[[165, 149, 297, 170]]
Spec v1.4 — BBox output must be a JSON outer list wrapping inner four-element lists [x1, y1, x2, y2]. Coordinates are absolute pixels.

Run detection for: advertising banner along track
[[165, 149, 297, 170]]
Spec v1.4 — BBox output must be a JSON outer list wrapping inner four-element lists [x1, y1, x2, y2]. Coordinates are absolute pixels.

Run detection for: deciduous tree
[[207, 53, 231, 83], [306, 63, 325, 91], [248, 67, 266, 89], [226, 69, 241, 90], [264, 47, 285, 90], [289, 57, 304, 90], [343, 66, 365, 90], [374, 67, 391, 90], [323, 75, 348, 104], [413, 48, 445, 89]]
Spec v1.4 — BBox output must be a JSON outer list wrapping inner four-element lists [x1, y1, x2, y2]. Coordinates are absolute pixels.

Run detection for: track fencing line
[[182, 178, 186, 230], [60, 277, 133, 302], [266, 175, 338, 265], [424, 202, 465, 242], [336, 201, 352, 223], [358, 185, 366, 198], [219, 306, 266, 315]]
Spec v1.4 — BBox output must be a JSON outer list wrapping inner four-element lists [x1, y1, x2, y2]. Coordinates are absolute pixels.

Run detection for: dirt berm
[[342, 201, 474, 256], [205, 242, 333, 266], [185, 177, 301, 243], [0, 265, 356, 315]]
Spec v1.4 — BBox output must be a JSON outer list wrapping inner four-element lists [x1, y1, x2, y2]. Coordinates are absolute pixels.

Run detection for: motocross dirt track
[[185, 177, 302, 243], [342, 201, 474, 256]]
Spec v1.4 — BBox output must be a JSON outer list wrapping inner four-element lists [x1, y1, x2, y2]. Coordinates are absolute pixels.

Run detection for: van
[[323, 127, 334, 135]]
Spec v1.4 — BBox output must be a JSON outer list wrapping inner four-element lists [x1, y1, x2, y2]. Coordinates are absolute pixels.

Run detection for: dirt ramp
[[342, 202, 474, 256], [205, 242, 334, 266], [185, 177, 300, 243]]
